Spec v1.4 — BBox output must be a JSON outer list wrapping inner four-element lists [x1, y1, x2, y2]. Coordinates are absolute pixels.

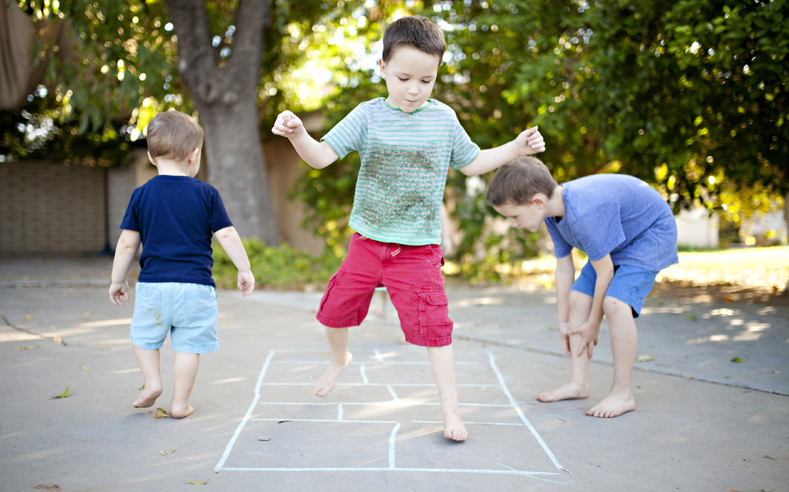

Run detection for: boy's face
[[493, 201, 545, 233], [379, 46, 441, 113]]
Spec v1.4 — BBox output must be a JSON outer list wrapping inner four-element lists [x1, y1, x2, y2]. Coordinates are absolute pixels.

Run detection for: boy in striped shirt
[[272, 15, 544, 441]]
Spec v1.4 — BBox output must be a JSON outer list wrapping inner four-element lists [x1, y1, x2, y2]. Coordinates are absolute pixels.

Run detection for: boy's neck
[[544, 185, 565, 219], [155, 159, 190, 176]]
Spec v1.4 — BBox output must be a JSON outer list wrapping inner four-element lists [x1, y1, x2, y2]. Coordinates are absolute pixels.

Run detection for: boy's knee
[[603, 296, 632, 317]]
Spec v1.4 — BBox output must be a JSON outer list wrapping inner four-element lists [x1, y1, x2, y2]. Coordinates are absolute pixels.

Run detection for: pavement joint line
[[2, 315, 68, 346], [459, 335, 789, 398], [0, 280, 109, 289], [489, 352, 568, 474]]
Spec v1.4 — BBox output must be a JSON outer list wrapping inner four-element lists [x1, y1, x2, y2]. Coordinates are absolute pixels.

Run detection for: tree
[[14, 0, 336, 244]]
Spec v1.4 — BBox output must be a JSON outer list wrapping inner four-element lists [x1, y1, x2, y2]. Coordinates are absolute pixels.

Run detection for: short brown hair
[[146, 110, 204, 162], [486, 156, 558, 206], [382, 15, 446, 63]]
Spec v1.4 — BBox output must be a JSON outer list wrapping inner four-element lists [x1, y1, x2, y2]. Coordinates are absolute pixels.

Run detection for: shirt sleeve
[[208, 188, 233, 232], [320, 103, 368, 159], [545, 218, 572, 259], [119, 189, 140, 231], [572, 204, 626, 262], [449, 113, 481, 170]]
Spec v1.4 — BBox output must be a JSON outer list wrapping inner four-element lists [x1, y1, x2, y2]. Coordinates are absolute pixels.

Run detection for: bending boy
[[110, 110, 254, 418], [272, 15, 544, 440], [487, 157, 677, 418]]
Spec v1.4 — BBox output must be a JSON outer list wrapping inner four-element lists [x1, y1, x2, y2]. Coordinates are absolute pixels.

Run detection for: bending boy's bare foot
[[442, 411, 467, 442], [537, 382, 589, 402], [132, 384, 162, 408], [586, 391, 635, 418], [170, 403, 195, 419], [313, 352, 352, 397]]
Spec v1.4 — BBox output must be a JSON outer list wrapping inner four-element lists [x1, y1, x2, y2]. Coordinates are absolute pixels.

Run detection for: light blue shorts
[[571, 263, 658, 318], [130, 282, 219, 353]]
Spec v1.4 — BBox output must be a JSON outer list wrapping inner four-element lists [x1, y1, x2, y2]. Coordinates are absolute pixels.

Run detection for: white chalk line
[[219, 467, 564, 482], [260, 382, 499, 388], [275, 360, 479, 365], [388, 422, 400, 469], [214, 350, 276, 473], [488, 352, 567, 473], [386, 385, 399, 401], [251, 418, 522, 427], [412, 420, 525, 426], [360, 362, 369, 384], [337, 403, 343, 421], [256, 401, 513, 408]]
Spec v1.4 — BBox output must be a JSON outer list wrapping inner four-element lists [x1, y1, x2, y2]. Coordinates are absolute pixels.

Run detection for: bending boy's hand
[[569, 320, 599, 358], [272, 110, 305, 138], [558, 322, 571, 356], [514, 126, 545, 155], [237, 270, 255, 297], [109, 281, 129, 306]]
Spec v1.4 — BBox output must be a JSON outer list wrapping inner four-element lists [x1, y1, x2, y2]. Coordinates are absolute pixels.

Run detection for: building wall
[[675, 208, 719, 249], [0, 161, 107, 253]]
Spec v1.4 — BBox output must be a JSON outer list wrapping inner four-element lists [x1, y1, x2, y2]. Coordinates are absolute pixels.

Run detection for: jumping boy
[[272, 15, 545, 441], [109, 110, 255, 418], [487, 156, 678, 418]]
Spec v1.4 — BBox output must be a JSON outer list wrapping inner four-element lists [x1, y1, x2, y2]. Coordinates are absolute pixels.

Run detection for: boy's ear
[[188, 147, 200, 164], [531, 194, 548, 208], [378, 58, 386, 76], [147, 151, 157, 166]]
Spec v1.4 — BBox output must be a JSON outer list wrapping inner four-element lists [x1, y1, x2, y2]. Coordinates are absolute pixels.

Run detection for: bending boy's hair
[[147, 110, 204, 162], [382, 15, 446, 62], [486, 156, 558, 206]]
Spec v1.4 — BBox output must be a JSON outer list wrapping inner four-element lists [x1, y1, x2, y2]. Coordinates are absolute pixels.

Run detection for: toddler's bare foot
[[313, 352, 352, 397], [132, 384, 162, 408], [586, 391, 635, 418], [442, 411, 467, 442], [537, 382, 589, 402], [170, 403, 196, 419]]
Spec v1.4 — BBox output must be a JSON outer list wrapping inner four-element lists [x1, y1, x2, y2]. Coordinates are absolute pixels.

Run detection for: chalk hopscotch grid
[[214, 349, 567, 481]]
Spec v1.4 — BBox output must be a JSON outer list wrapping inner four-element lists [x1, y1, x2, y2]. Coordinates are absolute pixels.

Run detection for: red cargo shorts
[[316, 233, 452, 347]]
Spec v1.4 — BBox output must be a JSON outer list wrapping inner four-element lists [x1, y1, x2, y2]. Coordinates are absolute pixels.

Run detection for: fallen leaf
[[159, 447, 175, 455], [731, 357, 744, 363], [81, 367, 90, 371], [34, 485, 60, 491], [277, 420, 290, 424], [322, 352, 329, 357], [25, 313, 32, 320], [154, 407, 169, 418], [306, 376, 314, 379], [772, 286, 779, 293], [81, 311, 91, 318], [54, 387, 70, 398], [685, 314, 697, 321], [636, 354, 654, 362], [139, 384, 145, 390], [187, 481, 207, 485], [52, 336, 62, 343], [13, 346, 37, 351], [258, 436, 271, 441], [723, 296, 734, 303], [773, 371, 781, 375]]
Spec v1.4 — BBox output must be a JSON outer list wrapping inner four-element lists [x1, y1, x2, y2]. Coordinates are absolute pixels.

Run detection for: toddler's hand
[[272, 110, 304, 138], [515, 126, 545, 155], [109, 281, 129, 306], [237, 270, 255, 297]]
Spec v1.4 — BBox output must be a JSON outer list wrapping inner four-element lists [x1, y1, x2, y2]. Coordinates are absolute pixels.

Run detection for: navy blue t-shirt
[[120, 175, 233, 287]]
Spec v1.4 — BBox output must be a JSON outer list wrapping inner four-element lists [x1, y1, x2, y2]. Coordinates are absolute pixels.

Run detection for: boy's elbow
[[214, 226, 236, 240]]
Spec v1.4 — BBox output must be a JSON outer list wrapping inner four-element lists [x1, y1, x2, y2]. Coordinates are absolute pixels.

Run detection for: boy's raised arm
[[272, 110, 339, 170], [460, 126, 545, 177], [214, 226, 255, 297], [109, 230, 141, 305]]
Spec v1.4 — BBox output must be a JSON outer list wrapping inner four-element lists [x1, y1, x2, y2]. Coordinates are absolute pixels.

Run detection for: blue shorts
[[130, 282, 219, 353], [571, 263, 658, 318]]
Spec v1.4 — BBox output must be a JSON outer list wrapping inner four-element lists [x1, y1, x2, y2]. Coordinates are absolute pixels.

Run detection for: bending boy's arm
[[554, 254, 575, 356], [571, 254, 615, 358], [459, 126, 545, 176], [214, 226, 255, 297], [271, 110, 338, 169], [109, 230, 141, 305]]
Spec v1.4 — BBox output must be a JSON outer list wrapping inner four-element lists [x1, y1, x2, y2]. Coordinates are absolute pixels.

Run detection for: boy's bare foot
[[170, 403, 195, 419], [537, 382, 589, 402], [586, 391, 635, 418], [132, 384, 163, 408], [313, 352, 352, 397], [442, 411, 467, 442]]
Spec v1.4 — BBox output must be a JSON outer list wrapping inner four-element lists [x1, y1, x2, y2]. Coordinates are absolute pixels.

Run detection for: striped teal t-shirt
[[321, 98, 480, 245]]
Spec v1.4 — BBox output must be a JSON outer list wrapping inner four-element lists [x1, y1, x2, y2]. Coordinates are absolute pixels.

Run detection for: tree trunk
[[165, 0, 278, 245]]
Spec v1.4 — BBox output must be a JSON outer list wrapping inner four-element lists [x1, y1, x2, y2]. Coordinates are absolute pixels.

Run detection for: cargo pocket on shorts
[[416, 289, 452, 339], [318, 270, 345, 313]]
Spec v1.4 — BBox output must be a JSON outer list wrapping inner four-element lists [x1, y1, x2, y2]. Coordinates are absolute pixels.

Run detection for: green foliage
[[212, 239, 343, 290]]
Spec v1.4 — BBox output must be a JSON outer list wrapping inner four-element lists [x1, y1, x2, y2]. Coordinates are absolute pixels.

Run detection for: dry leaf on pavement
[[154, 407, 169, 418], [54, 387, 70, 398], [159, 447, 175, 455], [187, 481, 207, 485]]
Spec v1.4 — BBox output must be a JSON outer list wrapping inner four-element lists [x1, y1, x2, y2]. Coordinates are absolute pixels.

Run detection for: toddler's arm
[[460, 126, 545, 177], [555, 254, 575, 355], [272, 110, 338, 169], [109, 230, 141, 305], [214, 226, 255, 296]]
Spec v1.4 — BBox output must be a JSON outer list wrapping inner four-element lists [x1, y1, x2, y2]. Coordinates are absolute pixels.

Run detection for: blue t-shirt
[[545, 174, 678, 271], [120, 175, 233, 287]]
